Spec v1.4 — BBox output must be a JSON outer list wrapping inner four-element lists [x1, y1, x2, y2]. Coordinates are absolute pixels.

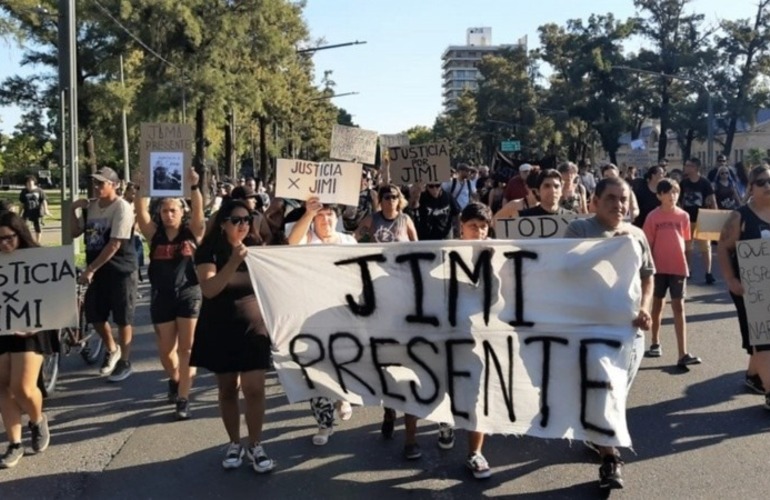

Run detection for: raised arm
[[188, 168, 205, 241]]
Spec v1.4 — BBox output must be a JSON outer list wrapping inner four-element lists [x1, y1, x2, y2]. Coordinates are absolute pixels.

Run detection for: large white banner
[[246, 238, 642, 447], [274, 159, 363, 206], [0, 246, 78, 334]]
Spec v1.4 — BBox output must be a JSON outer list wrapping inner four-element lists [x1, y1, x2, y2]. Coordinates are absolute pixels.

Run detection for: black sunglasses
[[0, 234, 18, 243], [753, 178, 770, 188], [227, 215, 253, 225]]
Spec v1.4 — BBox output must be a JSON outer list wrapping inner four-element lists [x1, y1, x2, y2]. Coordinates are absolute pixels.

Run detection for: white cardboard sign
[[736, 238, 770, 346], [330, 125, 379, 164], [495, 214, 579, 239], [246, 237, 643, 447], [0, 246, 78, 334], [275, 159, 362, 206]]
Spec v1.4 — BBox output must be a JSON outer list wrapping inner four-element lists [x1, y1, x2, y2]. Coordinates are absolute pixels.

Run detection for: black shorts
[[730, 292, 770, 355], [24, 212, 42, 233], [653, 274, 686, 299], [84, 271, 137, 326], [150, 286, 202, 324]]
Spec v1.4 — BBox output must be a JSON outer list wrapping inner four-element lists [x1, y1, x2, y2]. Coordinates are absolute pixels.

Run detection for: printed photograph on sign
[[330, 124, 379, 164], [149, 151, 184, 198], [388, 142, 452, 184], [274, 159, 362, 206]]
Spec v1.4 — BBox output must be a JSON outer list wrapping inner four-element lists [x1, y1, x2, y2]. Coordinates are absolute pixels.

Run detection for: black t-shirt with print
[[148, 225, 199, 291], [19, 187, 45, 217], [679, 177, 714, 222], [413, 190, 460, 241]]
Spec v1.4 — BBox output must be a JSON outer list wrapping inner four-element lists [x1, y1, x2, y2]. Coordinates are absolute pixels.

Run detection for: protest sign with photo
[[736, 238, 770, 346], [495, 213, 579, 239], [246, 237, 643, 447], [140, 123, 194, 198], [0, 246, 78, 334], [330, 125, 379, 164], [694, 209, 732, 241], [275, 159, 362, 206], [388, 142, 452, 184]]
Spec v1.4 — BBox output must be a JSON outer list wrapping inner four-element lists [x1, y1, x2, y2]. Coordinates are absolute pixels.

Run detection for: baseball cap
[[231, 186, 259, 200], [92, 167, 120, 184], [519, 163, 533, 172]]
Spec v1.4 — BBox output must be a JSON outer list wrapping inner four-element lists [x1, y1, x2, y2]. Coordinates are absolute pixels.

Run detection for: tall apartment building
[[441, 28, 526, 110]]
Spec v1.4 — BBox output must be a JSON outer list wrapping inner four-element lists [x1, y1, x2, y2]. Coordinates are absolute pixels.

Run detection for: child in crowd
[[643, 180, 701, 367], [436, 202, 492, 479]]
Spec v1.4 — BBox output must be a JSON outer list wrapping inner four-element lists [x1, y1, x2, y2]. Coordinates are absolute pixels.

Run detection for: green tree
[[433, 89, 481, 164]]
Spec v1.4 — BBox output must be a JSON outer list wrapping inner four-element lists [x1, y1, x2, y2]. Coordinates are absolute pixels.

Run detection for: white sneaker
[[336, 400, 353, 421], [99, 346, 122, 376], [247, 444, 275, 473], [221, 443, 244, 469], [312, 427, 333, 446]]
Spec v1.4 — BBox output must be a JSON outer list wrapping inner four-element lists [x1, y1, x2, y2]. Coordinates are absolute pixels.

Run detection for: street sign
[[501, 140, 521, 152]]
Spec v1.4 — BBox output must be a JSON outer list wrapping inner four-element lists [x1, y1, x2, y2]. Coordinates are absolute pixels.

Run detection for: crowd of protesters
[[1, 154, 769, 494]]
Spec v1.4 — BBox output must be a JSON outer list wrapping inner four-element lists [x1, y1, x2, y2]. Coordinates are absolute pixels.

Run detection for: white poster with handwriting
[[0, 246, 78, 334], [330, 125, 379, 164], [495, 214, 580, 239], [275, 159, 362, 206], [736, 238, 770, 346], [246, 237, 643, 447]]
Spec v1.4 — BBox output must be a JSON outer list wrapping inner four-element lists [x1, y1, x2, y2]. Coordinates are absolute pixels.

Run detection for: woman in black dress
[[190, 200, 274, 473], [0, 212, 57, 468]]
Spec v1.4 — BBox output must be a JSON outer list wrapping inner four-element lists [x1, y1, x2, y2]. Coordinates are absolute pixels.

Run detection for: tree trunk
[[224, 110, 235, 180], [259, 116, 269, 184], [194, 107, 208, 204]]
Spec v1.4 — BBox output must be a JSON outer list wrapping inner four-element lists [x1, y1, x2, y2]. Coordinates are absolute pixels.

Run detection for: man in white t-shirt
[[442, 163, 477, 211], [71, 167, 138, 383]]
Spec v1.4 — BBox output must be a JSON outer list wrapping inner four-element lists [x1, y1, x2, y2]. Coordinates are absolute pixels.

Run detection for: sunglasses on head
[[753, 178, 770, 188], [227, 215, 253, 225], [0, 234, 18, 243]]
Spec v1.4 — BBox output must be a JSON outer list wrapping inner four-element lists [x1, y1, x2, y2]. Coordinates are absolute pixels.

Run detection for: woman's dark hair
[[644, 166, 664, 181], [460, 202, 492, 224], [196, 200, 252, 261], [525, 166, 542, 190], [0, 211, 39, 249]]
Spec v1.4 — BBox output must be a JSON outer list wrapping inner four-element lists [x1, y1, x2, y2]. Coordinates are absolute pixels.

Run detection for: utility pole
[[120, 55, 130, 181]]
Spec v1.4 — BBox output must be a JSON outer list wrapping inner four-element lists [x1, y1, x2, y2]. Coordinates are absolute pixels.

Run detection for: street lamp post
[[612, 65, 714, 168]]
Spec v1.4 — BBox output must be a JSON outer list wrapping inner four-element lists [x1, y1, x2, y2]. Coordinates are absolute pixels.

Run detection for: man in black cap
[[71, 166, 138, 382]]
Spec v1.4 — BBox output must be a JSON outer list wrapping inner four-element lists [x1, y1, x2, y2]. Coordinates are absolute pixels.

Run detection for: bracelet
[[191, 185, 199, 191]]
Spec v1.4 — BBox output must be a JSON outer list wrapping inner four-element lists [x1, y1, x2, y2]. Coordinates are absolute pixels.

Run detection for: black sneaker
[[599, 454, 624, 490], [29, 413, 50, 453], [403, 443, 422, 460], [381, 408, 396, 440], [107, 360, 133, 382], [677, 353, 702, 367], [437, 423, 455, 449], [0, 443, 23, 469], [746, 374, 765, 395], [99, 346, 122, 376], [168, 379, 179, 404], [175, 398, 191, 420], [705, 273, 716, 285], [646, 343, 662, 358]]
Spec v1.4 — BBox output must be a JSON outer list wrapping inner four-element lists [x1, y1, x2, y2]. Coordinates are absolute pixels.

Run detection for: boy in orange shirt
[[643, 179, 702, 367]]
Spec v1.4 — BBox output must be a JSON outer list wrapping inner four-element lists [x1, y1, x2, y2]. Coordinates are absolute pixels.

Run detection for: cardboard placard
[[736, 238, 770, 345], [330, 124, 379, 164], [379, 133, 410, 162], [140, 123, 194, 198], [274, 159, 362, 206], [694, 209, 732, 241], [388, 142, 452, 184], [245, 237, 643, 447], [0, 246, 78, 334], [495, 213, 579, 239]]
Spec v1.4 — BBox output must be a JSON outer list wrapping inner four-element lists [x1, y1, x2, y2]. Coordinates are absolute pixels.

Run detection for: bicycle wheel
[[80, 322, 103, 365], [40, 351, 60, 397]]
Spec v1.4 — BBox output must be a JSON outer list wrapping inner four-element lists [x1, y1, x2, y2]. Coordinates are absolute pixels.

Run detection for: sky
[[0, 0, 763, 135]]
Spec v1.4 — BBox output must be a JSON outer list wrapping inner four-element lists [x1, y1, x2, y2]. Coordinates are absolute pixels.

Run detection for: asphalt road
[[2, 230, 769, 499]]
